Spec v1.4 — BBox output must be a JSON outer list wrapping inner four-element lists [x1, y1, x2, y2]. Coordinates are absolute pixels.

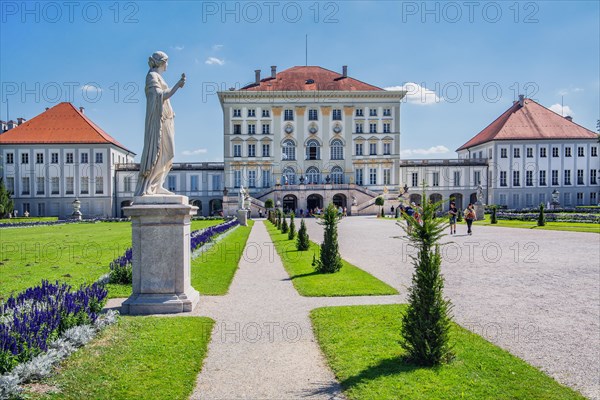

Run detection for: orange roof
[[0, 102, 133, 153], [240, 66, 383, 91], [457, 98, 597, 151]]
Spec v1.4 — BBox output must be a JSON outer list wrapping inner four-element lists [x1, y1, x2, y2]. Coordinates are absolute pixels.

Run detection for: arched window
[[282, 139, 296, 161], [306, 139, 321, 160], [330, 139, 344, 160], [283, 166, 296, 185], [306, 166, 320, 184], [331, 166, 343, 184]]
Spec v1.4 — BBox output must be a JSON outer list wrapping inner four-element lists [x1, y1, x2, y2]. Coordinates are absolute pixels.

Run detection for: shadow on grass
[[285, 270, 321, 280], [340, 356, 428, 391]]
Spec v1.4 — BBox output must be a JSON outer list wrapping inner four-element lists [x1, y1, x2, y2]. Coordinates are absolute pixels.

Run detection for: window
[[355, 169, 363, 185], [212, 174, 222, 191], [355, 108, 363, 117], [38, 203, 45, 217], [36, 177, 45, 194], [369, 123, 377, 133], [564, 192, 572, 206], [190, 175, 199, 191], [591, 170, 598, 185], [539, 170, 546, 186], [577, 192, 584, 206], [526, 148, 533, 158], [282, 140, 296, 161], [578, 147, 584, 157], [474, 171, 481, 185], [513, 194, 520, 208], [383, 143, 391, 155], [306, 140, 320, 160], [383, 108, 391, 117], [369, 142, 377, 155], [308, 109, 318, 121], [564, 170, 571, 185], [526, 170, 533, 186], [591, 192, 597, 204], [355, 143, 363, 156], [369, 108, 377, 117], [81, 153, 88, 163], [355, 123, 363, 133], [432, 172, 440, 187], [383, 123, 391, 133], [66, 177, 74, 194], [540, 147, 547, 158], [80, 177, 89, 194], [565, 147, 572, 157], [283, 167, 296, 185], [6, 177, 14, 193], [36, 153, 44, 164], [331, 166, 344, 184], [233, 109, 241, 117], [383, 169, 391, 185], [512, 171, 520, 186], [233, 144, 242, 157], [453, 171, 461, 186], [95, 177, 103, 194], [411, 172, 419, 187], [248, 144, 256, 157], [552, 147, 559, 157], [262, 109, 270, 118], [21, 153, 29, 164], [513, 148, 520, 158], [552, 170, 559, 185], [167, 176, 176, 191], [66, 153, 73, 163], [95, 153, 103, 163], [234, 170, 241, 188], [21, 177, 30, 195], [233, 124, 242, 134], [539, 193, 546, 205], [284, 109, 294, 121], [369, 168, 377, 185], [306, 167, 320, 184], [6, 153, 13, 164], [332, 109, 342, 120], [500, 148, 507, 158], [124, 176, 132, 192], [51, 177, 59, 194], [262, 124, 270, 134], [262, 169, 271, 187], [577, 169, 584, 185], [51, 153, 58, 164], [500, 171, 507, 187], [592, 147, 598, 157], [330, 139, 343, 160], [488, 149, 493, 159], [526, 193, 533, 207], [262, 144, 270, 157], [499, 194, 507, 206], [248, 124, 256, 134], [247, 109, 255, 117]]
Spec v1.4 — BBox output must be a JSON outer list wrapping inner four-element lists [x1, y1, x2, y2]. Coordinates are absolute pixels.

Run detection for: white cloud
[[400, 145, 450, 157], [205, 57, 225, 66], [172, 45, 185, 51], [182, 148, 208, 156], [385, 83, 441, 105], [212, 44, 224, 51], [549, 103, 574, 117], [558, 87, 584, 96], [81, 84, 102, 93]]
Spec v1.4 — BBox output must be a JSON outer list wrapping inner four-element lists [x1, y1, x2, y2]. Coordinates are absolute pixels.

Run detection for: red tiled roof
[[0, 102, 133, 153], [240, 66, 383, 91], [457, 98, 597, 151]]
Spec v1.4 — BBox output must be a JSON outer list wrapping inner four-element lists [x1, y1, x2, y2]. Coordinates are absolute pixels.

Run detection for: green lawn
[[473, 215, 599, 233], [311, 305, 584, 400], [265, 221, 397, 296], [27, 316, 214, 400], [0, 217, 59, 224], [0, 220, 224, 301], [191, 221, 254, 295]]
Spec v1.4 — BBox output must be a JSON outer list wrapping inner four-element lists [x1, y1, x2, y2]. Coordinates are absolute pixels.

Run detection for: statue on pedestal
[[476, 185, 484, 204], [239, 186, 249, 209], [135, 51, 186, 196]]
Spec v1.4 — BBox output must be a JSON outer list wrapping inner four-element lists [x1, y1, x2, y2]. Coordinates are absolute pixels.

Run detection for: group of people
[[448, 202, 477, 235]]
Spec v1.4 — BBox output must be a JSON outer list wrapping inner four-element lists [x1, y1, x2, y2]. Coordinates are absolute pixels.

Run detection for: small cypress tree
[[296, 219, 310, 251], [288, 213, 296, 240], [281, 214, 289, 233], [537, 203, 546, 226], [314, 203, 343, 273], [276, 210, 282, 229], [381, 207, 385, 218], [400, 191, 453, 366], [490, 205, 498, 224]]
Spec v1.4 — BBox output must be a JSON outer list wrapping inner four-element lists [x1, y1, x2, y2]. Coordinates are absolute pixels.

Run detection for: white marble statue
[[239, 186, 248, 209], [135, 51, 186, 196], [476, 184, 484, 203]]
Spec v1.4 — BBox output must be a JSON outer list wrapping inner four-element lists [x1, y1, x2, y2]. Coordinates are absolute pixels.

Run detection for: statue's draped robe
[[135, 71, 175, 196]]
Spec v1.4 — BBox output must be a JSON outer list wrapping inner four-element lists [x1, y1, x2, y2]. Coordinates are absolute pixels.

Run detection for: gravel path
[[304, 216, 600, 400]]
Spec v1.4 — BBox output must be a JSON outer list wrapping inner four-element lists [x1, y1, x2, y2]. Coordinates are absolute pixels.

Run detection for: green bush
[[296, 219, 310, 251], [375, 196, 385, 217], [265, 198, 274, 209], [490, 205, 498, 224], [281, 215, 289, 233], [314, 203, 343, 274], [537, 203, 546, 226], [288, 213, 296, 240], [457, 209, 463, 222]]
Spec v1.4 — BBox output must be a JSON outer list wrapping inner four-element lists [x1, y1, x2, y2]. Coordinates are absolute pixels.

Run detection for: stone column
[[121, 195, 200, 315]]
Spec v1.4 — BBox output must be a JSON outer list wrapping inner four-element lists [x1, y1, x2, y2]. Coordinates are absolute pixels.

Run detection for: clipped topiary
[[281, 214, 289, 233], [288, 213, 296, 240], [490, 205, 498, 224], [314, 203, 343, 273], [537, 203, 546, 226], [296, 219, 310, 251], [375, 196, 385, 217]]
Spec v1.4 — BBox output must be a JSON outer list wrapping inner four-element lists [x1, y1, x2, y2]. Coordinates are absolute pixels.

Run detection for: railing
[[115, 162, 225, 171], [399, 158, 488, 166]]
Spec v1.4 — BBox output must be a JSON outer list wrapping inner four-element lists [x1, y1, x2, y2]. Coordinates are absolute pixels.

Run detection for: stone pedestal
[[121, 195, 199, 315], [237, 209, 248, 226], [474, 202, 485, 221]]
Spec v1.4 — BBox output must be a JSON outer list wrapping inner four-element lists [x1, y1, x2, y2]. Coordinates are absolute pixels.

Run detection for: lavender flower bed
[[0, 281, 108, 374], [0, 218, 129, 229], [190, 218, 239, 250], [497, 212, 600, 223]]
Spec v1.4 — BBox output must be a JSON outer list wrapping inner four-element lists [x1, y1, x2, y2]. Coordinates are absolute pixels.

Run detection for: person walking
[[448, 202, 458, 234], [464, 203, 476, 235]]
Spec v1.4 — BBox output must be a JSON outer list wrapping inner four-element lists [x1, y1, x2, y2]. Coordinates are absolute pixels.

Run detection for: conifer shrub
[[537, 203, 546, 226], [288, 213, 296, 240], [296, 219, 310, 251], [314, 203, 342, 273]]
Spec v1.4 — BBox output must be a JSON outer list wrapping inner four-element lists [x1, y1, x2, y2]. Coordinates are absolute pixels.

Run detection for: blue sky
[[1, 1, 598, 160]]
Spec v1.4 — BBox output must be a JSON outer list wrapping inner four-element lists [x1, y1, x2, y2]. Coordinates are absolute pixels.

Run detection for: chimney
[[17, 117, 26, 125], [254, 69, 261, 84], [565, 115, 573, 122], [342, 65, 348, 78], [79, 106, 85, 114], [518, 94, 524, 106], [271, 66, 277, 79], [45, 107, 49, 111]]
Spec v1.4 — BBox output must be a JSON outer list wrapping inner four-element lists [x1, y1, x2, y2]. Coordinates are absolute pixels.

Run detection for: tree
[[314, 203, 343, 273], [490, 205, 498, 224], [0, 178, 14, 218], [276, 209, 282, 229], [375, 196, 385, 217], [537, 203, 546, 227], [288, 213, 296, 240], [265, 198, 274, 209], [296, 219, 310, 251], [281, 214, 289, 233], [400, 191, 453, 366]]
